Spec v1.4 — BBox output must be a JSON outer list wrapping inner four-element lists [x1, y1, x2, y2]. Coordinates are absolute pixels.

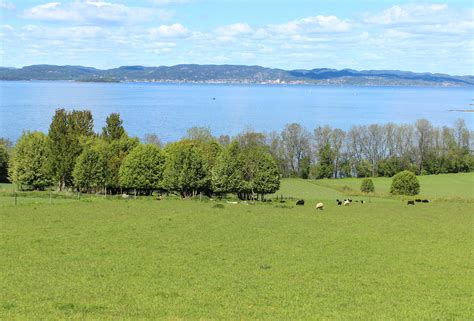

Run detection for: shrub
[[390, 170, 420, 196], [360, 178, 375, 193]]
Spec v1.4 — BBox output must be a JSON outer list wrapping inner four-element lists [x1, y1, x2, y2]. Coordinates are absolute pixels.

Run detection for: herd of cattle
[[294, 198, 430, 210], [407, 199, 430, 205]]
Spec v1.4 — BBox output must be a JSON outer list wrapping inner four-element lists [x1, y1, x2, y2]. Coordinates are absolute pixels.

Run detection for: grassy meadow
[[1, 173, 473, 320]]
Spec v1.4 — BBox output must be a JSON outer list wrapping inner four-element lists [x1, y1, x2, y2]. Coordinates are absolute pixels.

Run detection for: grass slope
[[1, 198, 473, 319], [315, 172, 474, 200]]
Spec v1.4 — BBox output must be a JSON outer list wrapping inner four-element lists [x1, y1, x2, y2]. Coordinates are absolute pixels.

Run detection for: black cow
[[422, 199, 429, 203], [336, 199, 342, 205], [415, 199, 422, 202], [407, 200, 415, 205], [296, 199, 305, 206]]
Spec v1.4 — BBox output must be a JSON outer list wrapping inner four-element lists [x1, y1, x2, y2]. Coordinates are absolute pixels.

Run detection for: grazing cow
[[422, 199, 429, 203], [407, 200, 415, 205], [343, 200, 350, 206], [315, 202, 324, 210], [415, 199, 422, 202], [360, 200, 365, 204], [296, 199, 305, 206], [121, 193, 129, 199], [337, 200, 342, 205]]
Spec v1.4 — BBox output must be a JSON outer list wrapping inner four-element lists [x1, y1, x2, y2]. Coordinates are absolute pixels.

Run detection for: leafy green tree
[[73, 140, 106, 192], [102, 113, 126, 141], [163, 140, 208, 197], [299, 155, 311, 179], [253, 152, 280, 198], [355, 160, 373, 178], [9, 132, 52, 190], [103, 136, 139, 193], [211, 141, 244, 195], [185, 126, 213, 143], [312, 143, 334, 179], [390, 170, 420, 196], [47, 109, 94, 190], [119, 144, 165, 194], [360, 178, 375, 193], [0, 138, 11, 183], [69, 110, 94, 137]]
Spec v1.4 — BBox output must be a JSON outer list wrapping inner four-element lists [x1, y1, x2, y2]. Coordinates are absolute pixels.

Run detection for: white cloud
[[0, 0, 15, 10], [215, 23, 253, 37], [365, 4, 449, 25], [149, 0, 192, 5], [268, 15, 351, 35], [149, 23, 189, 38], [22, 1, 161, 24]]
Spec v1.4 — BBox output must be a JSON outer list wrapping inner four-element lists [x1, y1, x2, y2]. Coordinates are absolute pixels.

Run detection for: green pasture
[[316, 172, 474, 200], [1, 173, 473, 320]]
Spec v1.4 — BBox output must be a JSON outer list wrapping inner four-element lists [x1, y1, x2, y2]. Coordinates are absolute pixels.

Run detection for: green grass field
[[1, 173, 473, 320], [315, 172, 474, 200]]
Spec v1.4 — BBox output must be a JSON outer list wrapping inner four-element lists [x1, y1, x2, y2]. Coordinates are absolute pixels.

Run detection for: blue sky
[[1, 0, 473, 74]]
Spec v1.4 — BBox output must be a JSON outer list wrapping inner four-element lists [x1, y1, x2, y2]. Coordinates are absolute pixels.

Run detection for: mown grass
[[1, 173, 473, 320]]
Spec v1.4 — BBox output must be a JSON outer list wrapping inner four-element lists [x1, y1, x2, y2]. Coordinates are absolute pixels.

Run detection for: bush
[[360, 178, 375, 193], [390, 171, 420, 196]]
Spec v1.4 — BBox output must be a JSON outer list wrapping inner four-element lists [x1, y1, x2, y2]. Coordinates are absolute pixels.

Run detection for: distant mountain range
[[1, 64, 472, 87]]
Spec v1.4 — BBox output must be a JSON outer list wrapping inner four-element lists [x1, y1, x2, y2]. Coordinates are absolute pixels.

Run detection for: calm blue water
[[0, 81, 472, 143]]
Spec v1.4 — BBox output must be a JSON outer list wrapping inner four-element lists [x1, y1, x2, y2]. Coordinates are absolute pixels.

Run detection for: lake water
[[0, 81, 472, 143]]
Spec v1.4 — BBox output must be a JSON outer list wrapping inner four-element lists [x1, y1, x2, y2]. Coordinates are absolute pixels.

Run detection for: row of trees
[[6, 110, 280, 199], [264, 119, 473, 178], [2, 109, 472, 195]]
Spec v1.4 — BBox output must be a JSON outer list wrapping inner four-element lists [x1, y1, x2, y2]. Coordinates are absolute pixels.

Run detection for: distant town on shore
[[1, 64, 473, 87]]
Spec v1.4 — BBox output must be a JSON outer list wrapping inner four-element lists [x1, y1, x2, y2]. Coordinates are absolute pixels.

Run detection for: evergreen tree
[[119, 144, 165, 194], [9, 132, 52, 190], [313, 143, 334, 179], [102, 113, 126, 141], [360, 178, 375, 193]]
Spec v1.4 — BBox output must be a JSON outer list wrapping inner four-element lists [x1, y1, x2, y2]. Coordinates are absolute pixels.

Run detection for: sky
[[0, 0, 473, 74]]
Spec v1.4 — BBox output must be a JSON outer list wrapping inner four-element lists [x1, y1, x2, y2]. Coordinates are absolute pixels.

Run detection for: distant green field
[[1, 173, 473, 319], [315, 172, 474, 200]]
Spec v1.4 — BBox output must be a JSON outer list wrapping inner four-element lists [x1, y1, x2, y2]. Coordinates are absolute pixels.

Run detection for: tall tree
[[281, 123, 310, 176], [47, 109, 95, 190], [102, 113, 126, 141], [414, 119, 433, 174]]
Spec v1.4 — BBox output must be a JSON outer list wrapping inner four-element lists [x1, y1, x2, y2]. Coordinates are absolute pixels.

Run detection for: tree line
[[265, 119, 473, 178], [0, 109, 472, 198], [4, 109, 280, 199]]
